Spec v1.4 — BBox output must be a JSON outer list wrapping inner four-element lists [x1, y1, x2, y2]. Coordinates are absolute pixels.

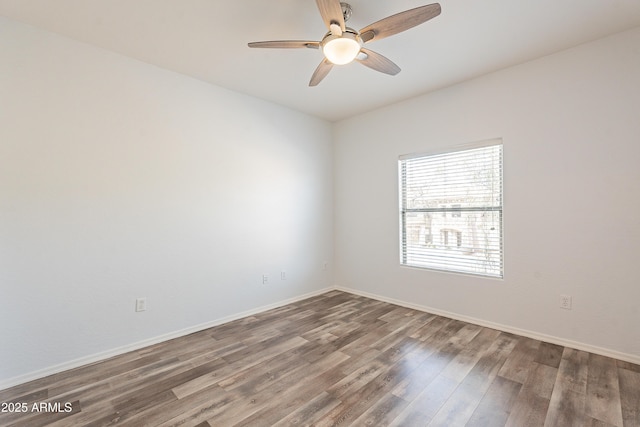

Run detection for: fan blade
[[309, 59, 334, 86], [248, 40, 320, 49], [359, 3, 441, 43], [316, 0, 345, 34], [357, 48, 401, 75]]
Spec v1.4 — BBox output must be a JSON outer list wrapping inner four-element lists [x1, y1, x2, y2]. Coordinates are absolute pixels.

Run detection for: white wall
[[334, 27, 640, 360], [0, 18, 333, 385]]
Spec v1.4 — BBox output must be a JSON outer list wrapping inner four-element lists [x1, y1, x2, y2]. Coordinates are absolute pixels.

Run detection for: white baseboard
[[335, 285, 640, 366], [0, 287, 333, 391]]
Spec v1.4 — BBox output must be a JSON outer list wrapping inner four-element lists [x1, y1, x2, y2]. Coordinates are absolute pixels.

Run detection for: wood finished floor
[[1, 291, 639, 427]]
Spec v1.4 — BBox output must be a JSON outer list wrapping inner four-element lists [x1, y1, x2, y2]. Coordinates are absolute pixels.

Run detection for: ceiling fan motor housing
[[340, 3, 353, 22]]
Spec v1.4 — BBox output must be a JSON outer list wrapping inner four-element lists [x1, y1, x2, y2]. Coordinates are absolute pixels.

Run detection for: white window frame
[[399, 139, 504, 278]]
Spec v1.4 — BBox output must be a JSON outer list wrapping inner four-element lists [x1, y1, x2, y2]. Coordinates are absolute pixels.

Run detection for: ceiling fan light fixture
[[322, 32, 361, 65], [248, 2, 442, 86]]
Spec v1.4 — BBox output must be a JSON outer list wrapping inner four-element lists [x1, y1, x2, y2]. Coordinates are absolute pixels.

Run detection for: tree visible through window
[[399, 141, 503, 278]]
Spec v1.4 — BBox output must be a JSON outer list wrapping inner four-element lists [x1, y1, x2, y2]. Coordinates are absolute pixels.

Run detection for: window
[[399, 140, 503, 278]]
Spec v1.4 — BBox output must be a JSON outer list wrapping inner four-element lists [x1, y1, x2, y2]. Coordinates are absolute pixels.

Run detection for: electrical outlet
[[135, 298, 147, 312], [323, 261, 328, 271], [560, 295, 572, 310], [281, 271, 286, 280], [262, 274, 269, 285]]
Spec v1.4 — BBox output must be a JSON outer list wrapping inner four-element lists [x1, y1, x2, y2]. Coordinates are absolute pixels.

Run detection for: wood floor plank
[[409, 315, 452, 341], [171, 336, 307, 400], [3, 351, 146, 402], [585, 353, 624, 426], [535, 342, 565, 369], [389, 374, 459, 425], [439, 327, 500, 383], [339, 324, 396, 357], [390, 324, 472, 402], [505, 394, 552, 427], [351, 392, 409, 426], [584, 416, 620, 427], [370, 317, 432, 353], [127, 384, 236, 427], [271, 391, 341, 427], [466, 376, 523, 426], [427, 332, 519, 426], [504, 362, 557, 427], [389, 409, 433, 427], [217, 346, 311, 392], [326, 358, 387, 399], [618, 367, 640, 427], [499, 336, 542, 384], [313, 360, 413, 427], [1, 291, 637, 427], [298, 328, 368, 364], [617, 360, 640, 374], [221, 353, 351, 426], [1, 388, 48, 405], [544, 348, 590, 427]]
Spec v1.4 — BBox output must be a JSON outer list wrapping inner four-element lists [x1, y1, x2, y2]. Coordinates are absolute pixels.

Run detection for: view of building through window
[[399, 141, 503, 278]]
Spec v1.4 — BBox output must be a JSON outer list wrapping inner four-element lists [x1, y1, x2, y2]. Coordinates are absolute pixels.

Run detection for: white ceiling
[[2, 0, 640, 121]]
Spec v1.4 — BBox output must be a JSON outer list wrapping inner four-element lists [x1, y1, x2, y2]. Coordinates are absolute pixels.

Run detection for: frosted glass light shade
[[322, 37, 361, 65]]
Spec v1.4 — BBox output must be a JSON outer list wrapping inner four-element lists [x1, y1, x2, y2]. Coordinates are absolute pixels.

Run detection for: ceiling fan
[[248, 0, 441, 86]]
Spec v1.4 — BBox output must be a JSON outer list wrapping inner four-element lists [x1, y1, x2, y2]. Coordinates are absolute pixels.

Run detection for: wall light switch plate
[[136, 298, 147, 312]]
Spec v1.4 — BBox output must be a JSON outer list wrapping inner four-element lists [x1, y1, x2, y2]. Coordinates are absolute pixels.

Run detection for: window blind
[[399, 141, 503, 278]]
